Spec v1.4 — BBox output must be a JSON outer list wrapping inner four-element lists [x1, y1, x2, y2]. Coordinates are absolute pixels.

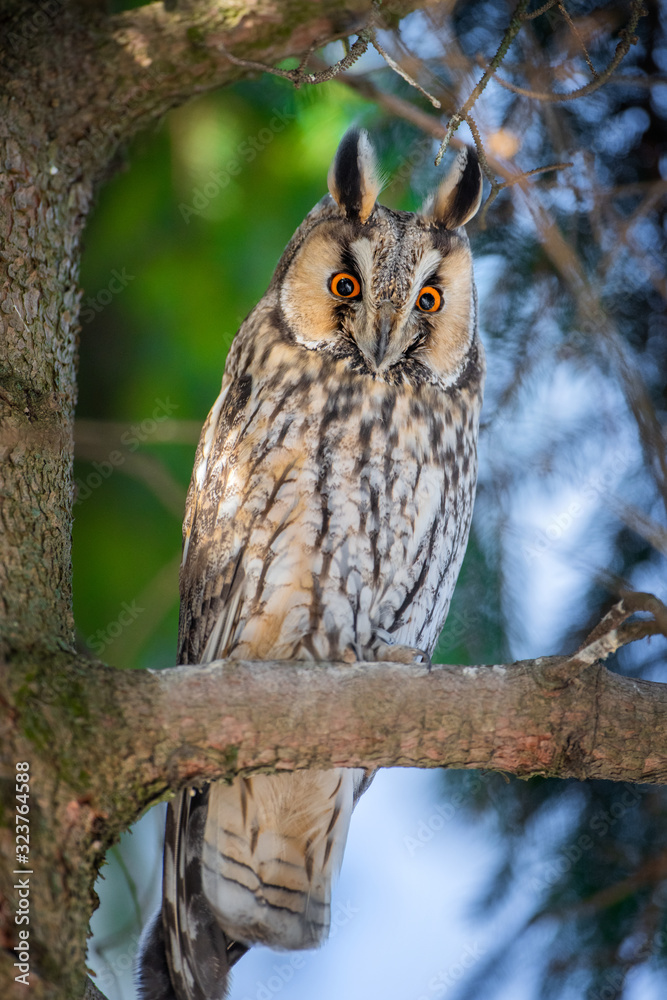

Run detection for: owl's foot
[[341, 644, 359, 663], [341, 640, 432, 669], [372, 641, 431, 670]]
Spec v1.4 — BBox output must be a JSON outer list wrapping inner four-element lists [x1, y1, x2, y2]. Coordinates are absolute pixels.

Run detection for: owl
[[137, 128, 484, 1000]]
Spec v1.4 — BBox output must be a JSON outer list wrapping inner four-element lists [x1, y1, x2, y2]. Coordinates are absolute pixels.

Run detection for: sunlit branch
[[369, 31, 441, 107]]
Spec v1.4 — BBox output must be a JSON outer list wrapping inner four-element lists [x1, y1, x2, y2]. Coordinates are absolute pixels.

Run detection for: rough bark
[[5, 653, 667, 816]]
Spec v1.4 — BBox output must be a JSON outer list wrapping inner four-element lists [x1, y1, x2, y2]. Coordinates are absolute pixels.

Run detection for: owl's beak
[[373, 302, 398, 368]]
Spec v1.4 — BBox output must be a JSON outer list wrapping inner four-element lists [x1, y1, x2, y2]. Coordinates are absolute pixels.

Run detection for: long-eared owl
[[137, 128, 485, 1000]]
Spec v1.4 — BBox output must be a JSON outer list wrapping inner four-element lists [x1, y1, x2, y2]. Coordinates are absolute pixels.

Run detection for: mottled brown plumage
[[137, 129, 484, 1000]]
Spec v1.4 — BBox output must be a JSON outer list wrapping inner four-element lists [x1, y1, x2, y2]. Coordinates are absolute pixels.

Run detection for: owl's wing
[[162, 364, 371, 981], [177, 371, 256, 666], [136, 360, 267, 996]]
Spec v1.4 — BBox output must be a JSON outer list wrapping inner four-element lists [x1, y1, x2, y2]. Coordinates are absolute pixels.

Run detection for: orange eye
[[330, 272, 361, 299], [416, 286, 441, 312]]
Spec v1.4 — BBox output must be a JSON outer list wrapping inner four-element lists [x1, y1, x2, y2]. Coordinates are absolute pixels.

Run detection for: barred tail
[[201, 769, 362, 951], [136, 769, 371, 999]]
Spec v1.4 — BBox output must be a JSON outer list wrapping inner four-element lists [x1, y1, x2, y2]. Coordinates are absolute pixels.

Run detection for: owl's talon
[[341, 644, 359, 663], [373, 641, 431, 668]]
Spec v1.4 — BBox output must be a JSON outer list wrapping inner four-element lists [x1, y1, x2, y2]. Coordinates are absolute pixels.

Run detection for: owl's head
[[273, 129, 483, 390]]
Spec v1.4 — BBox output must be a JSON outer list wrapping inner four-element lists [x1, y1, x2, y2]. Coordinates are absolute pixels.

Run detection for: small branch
[[478, 159, 573, 228], [522, 0, 560, 20], [570, 593, 667, 669], [557, 1, 599, 80], [488, 0, 647, 103], [218, 16, 442, 107], [217, 31, 372, 87], [435, 0, 530, 164], [369, 31, 441, 107]]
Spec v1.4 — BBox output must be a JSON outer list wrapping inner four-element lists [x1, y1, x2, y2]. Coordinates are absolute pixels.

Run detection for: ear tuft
[[327, 128, 382, 224], [422, 147, 483, 229]]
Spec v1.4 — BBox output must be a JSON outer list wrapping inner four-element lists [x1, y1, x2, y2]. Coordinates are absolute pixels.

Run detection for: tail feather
[[139, 768, 372, 998], [162, 788, 247, 1000], [136, 907, 178, 1000], [201, 769, 362, 950]]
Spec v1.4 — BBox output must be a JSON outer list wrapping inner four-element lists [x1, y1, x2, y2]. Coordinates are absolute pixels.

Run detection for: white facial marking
[[349, 238, 374, 289], [411, 248, 443, 307]]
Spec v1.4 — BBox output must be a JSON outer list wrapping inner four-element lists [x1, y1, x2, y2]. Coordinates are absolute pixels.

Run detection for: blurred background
[[78, 1, 666, 997]]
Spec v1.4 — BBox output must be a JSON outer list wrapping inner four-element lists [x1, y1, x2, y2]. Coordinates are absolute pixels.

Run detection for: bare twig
[[522, 0, 560, 20], [478, 158, 573, 227], [488, 0, 647, 102], [370, 31, 441, 107], [435, 0, 531, 165], [557, 1, 599, 79], [570, 592, 667, 669], [218, 32, 371, 87]]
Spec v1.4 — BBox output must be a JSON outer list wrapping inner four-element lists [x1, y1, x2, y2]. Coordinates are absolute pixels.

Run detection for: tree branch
[[4, 624, 667, 860], [3, 0, 419, 179], [2, 612, 665, 998], [125, 653, 667, 789]]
